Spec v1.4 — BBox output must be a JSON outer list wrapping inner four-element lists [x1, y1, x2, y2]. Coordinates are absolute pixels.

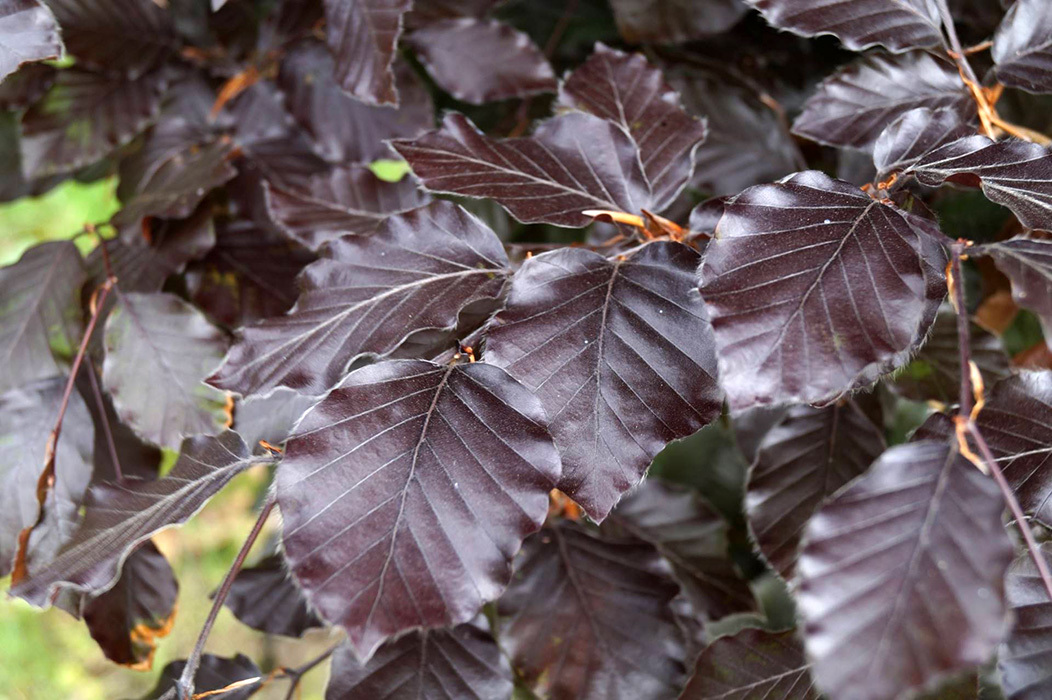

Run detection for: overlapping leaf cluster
[[3, 1, 1052, 699]]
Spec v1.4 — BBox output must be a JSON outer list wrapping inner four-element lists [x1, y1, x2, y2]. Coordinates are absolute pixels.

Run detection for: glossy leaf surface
[[699, 170, 942, 409], [323, 0, 411, 105], [221, 553, 323, 638], [976, 236, 1052, 346], [1000, 544, 1052, 700], [681, 627, 818, 699], [278, 359, 560, 660], [44, 0, 177, 76], [796, 439, 1013, 700], [873, 106, 973, 177], [993, 0, 1052, 94], [486, 242, 722, 519], [746, 400, 885, 579], [0, 0, 62, 82], [498, 522, 687, 700], [211, 201, 509, 397]]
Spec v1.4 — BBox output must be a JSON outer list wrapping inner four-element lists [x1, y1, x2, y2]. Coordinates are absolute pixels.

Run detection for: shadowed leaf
[[407, 18, 555, 105], [796, 439, 1013, 700], [220, 553, 323, 638], [873, 106, 974, 178], [1000, 543, 1052, 700], [976, 236, 1052, 346], [993, 0, 1052, 94], [278, 359, 560, 660], [498, 522, 687, 700], [486, 242, 722, 519], [681, 627, 818, 699], [45, 0, 177, 76], [746, 400, 885, 579], [211, 200, 509, 397], [103, 292, 230, 449], [698, 170, 944, 409], [0, 62, 55, 110], [323, 0, 411, 105], [140, 653, 261, 700], [0, 0, 62, 82], [608, 0, 747, 43]]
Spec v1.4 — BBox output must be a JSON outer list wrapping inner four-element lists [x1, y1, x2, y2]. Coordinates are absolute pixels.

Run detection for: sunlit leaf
[[498, 522, 688, 700], [486, 242, 722, 519], [976, 236, 1052, 347], [322, 0, 411, 105], [873, 106, 974, 177], [1000, 543, 1052, 700], [681, 627, 818, 699], [220, 553, 323, 638], [278, 359, 560, 660], [0, 0, 62, 82], [993, 0, 1052, 94]]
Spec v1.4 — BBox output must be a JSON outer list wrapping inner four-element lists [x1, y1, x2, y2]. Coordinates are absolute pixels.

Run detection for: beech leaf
[[681, 627, 818, 699], [325, 618, 513, 699], [277, 359, 560, 660], [746, 400, 885, 579], [497, 522, 688, 700], [407, 18, 556, 105], [220, 553, 323, 638], [392, 112, 652, 227], [873, 106, 974, 178], [11, 431, 258, 607], [210, 200, 509, 397], [103, 292, 230, 449], [975, 236, 1052, 347], [322, 0, 411, 105], [486, 242, 722, 519], [993, 0, 1052, 94], [44, 0, 177, 76], [0, 0, 62, 82], [608, 0, 748, 44], [1000, 543, 1052, 700], [698, 170, 944, 409], [796, 439, 1013, 700], [559, 43, 707, 210], [141, 653, 261, 700]]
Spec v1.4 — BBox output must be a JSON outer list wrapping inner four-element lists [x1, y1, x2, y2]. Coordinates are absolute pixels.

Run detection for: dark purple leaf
[[103, 292, 230, 449], [498, 522, 687, 700], [0, 241, 86, 393], [0, 376, 93, 578], [607, 0, 748, 43], [914, 135, 1052, 231], [732, 406, 789, 465], [698, 170, 944, 409], [0, 0, 62, 82], [973, 371, 1052, 525], [746, 400, 885, 579], [1000, 543, 1052, 700], [277, 359, 560, 660], [793, 52, 972, 150], [746, 0, 945, 52], [873, 106, 975, 177], [0, 62, 55, 110], [603, 480, 755, 619], [76, 367, 162, 483], [687, 196, 726, 239], [43, 0, 176, 76], [81, 540, 178, 668], [12, 431, 257, 606], [211, 200, 509, 397], [278, 40, 434, 165], [796, 439, 1013, 700], [220, 553, 323, 638], [485, 242, 722, 519], [323, 0, 411, 105], [20, 66, 167, 179], [264, 165, 429, 251], [680, 627, 819, 699], [408, 18, 554, 105], [975, 235, 1052, 345], [394, 112, 651, 227], [325, 618, 513, 699], [405, 0, 504, 27], [140, 653, 261, 700], [891, 308, 1009, 404], [231, 387, 317, 454], [993, 0, 1052, 94], [559, 43, 707, 210]]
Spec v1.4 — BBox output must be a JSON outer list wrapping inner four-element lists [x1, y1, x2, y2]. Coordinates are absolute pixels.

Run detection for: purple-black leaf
[[102, 292, 230, 449], [559, 43, 707, 210], [0, 0, 62, 82], [0, 62, 55, 111], [485, 242, 722, 520], [12, 431, 257, 607], [277, 359, 560, 660], [81, 540, 178, 668], [603, 479, 755, 619], [263, 165, 429, 251], [993, 0, 1052, 94], [1000, 543, 1052, 700], [792, 52, 972, 150], [698, 170, 944, 409], [975, 235, 1052, 346], [0, 375, 93, 578], [746, 0, 946, 53], [220, 553, 323, 638], [407, 18, 555, 105], [873, 106, 974, 178], [796, 439, 1013, 700], [680, 627, 818, 699], [20, 65, 167, 179], [746, 400, 885, 580], [607, 0, 748, 43], [322, 0, 411, 105], [211, 200, 509, 397], [392, 111, 652, 227], [44, 0, 177, 76], [140, 653, 261, 700], [325, 618, 513, 699], [497, 522, 688, 700], [913, 135, 1052, 231], [231, 387, 317, 454]]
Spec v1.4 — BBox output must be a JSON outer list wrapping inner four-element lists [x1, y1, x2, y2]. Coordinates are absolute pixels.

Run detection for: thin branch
[[934, 0, 980, 85], [177, 495, 276, 700], [949, 243, 973, 417], [282, 644, 339, 700]]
